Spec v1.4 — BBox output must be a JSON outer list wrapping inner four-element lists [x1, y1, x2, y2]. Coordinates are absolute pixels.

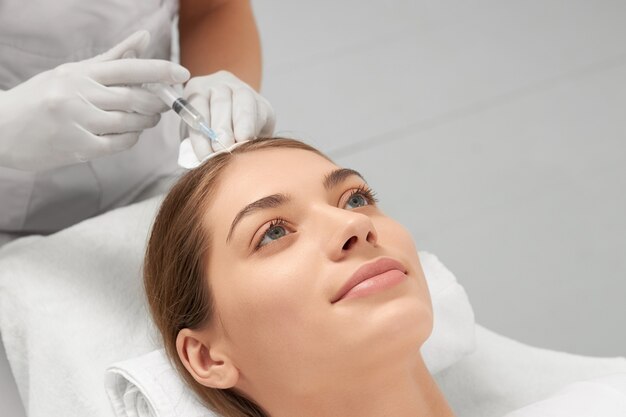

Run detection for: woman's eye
[[253, 186, 378, 251], [345, 193, 368, 209], [255, 218, 290, 250], [344, 186, 378, 209]]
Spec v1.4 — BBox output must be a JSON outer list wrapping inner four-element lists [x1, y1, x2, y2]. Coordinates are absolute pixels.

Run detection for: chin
[[351, 283, 433, 358]]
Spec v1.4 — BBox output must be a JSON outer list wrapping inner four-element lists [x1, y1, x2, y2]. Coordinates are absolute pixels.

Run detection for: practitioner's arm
[[178, 0, 262, 90]]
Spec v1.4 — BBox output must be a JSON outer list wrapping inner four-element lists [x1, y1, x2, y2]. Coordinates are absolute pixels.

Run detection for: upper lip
[[331, 257, 407, 303]]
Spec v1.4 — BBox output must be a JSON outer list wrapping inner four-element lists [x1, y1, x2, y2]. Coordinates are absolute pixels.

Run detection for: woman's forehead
[[204, 148, 339, 222], [221, 148, 337, 190]]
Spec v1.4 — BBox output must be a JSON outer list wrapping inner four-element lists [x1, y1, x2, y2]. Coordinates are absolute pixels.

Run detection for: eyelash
[[253, 185, 379, 251]]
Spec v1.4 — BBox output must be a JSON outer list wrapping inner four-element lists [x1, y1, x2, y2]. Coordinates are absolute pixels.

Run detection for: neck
[[268, 354, 455, 417]]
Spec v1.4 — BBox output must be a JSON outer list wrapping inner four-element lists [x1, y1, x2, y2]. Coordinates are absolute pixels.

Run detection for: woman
[[144, 137, 456, 417]]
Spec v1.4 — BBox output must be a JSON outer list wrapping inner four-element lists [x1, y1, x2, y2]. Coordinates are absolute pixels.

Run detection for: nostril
[[342, 235, 357, 250]]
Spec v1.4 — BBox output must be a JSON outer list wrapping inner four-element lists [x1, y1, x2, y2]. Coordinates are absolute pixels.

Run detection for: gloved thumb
[[89, 30, 151, 63]]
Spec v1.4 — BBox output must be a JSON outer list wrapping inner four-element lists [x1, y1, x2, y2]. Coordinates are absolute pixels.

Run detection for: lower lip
[[337, 269, 407, 302]]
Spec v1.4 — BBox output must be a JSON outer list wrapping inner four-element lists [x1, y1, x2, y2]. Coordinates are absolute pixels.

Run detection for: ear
[[176, 328, 239, 389]]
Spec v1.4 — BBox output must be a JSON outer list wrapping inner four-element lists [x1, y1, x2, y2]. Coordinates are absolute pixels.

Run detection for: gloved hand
[[178, 70, 275, 168], [0, 30, 190, 171]]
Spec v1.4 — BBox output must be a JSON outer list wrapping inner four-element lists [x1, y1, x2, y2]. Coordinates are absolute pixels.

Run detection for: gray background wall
[[254, 0, 626, 357]]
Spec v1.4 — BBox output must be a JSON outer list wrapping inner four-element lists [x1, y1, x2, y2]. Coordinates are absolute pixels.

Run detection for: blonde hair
[[143, 137, 333, 417]]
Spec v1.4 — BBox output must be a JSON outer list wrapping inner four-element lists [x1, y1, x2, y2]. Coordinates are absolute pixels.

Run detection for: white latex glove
[[178, 70, 275, 169], [0, 30, 190, 171]]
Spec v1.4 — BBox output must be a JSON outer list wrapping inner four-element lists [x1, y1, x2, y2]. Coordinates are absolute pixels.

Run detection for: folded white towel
[[105, 349, 216, 417]]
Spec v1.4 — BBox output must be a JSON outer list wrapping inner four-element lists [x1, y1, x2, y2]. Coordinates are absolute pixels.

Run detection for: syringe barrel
[[144, 83, 220, 143], [172, 98, 204, 129]]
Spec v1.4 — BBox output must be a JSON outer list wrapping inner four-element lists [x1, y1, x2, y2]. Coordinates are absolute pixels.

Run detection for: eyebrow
[[226, 168, 366, 244]]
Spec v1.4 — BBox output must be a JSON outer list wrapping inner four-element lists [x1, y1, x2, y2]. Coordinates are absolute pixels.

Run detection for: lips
[[331, 257, 407, 303]]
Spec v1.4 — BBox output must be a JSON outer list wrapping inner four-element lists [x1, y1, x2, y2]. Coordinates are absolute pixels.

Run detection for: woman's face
[[201, 147, 432, 397]]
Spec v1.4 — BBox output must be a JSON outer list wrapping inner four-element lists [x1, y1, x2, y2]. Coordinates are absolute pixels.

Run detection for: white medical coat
[[0, 0, 181, 234]]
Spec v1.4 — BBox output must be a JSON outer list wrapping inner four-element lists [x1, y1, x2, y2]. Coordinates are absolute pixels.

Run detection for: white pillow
[[0, 196, 475, 417], [420, 250, 476, 374]]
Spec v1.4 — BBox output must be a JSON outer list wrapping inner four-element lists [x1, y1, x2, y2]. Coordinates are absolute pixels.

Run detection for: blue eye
[[255, 218, 290, 250], [253, 186, 378, 251], [345, 185, 378, 209]]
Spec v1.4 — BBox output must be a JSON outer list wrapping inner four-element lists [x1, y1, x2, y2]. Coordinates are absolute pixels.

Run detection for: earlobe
[[176, 328, 239, 389]]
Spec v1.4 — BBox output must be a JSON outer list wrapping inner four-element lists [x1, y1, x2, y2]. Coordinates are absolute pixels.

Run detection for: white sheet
[[435, 325, 626, 417], [503, 373, 626, 417]]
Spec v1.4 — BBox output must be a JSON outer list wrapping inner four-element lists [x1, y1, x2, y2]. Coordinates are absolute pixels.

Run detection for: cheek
[[377, 218, 435, 340], [212, 259, 325, 361], [378, 218, 432, 302], [377, 218, 420, 262]]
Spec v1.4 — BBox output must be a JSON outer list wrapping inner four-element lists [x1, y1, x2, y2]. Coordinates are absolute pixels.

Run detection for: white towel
[[0, 198, 165, 417], [105, 349, 216, 417]]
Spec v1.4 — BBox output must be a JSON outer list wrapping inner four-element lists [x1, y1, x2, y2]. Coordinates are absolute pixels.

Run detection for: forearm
[[179, 0, 262, 91]]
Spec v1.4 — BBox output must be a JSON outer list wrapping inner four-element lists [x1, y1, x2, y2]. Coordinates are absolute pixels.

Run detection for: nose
[[324, 209, 378, 261]]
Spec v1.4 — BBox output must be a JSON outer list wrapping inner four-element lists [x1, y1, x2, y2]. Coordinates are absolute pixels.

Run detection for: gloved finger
[[209, 85, 235, 147], [70, 131, 141, 162], [187, 92, 211, 125], [58, 130, 135, 162], [232, 87, 257, 141], [257, 96, 276, 137], [96, 131, 142, 153], [89, 30, 151, 63], [80, 109, 160, 135], [207, 70, 250, 90], [182, 71, 241, 98], [186, 92, 216, 156], [89, 59, 190, 86], [90, 85, 169, 115]]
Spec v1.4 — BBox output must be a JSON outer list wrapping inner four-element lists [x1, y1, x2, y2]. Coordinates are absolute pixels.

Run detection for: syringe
[[144, 83, 230, 152]]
